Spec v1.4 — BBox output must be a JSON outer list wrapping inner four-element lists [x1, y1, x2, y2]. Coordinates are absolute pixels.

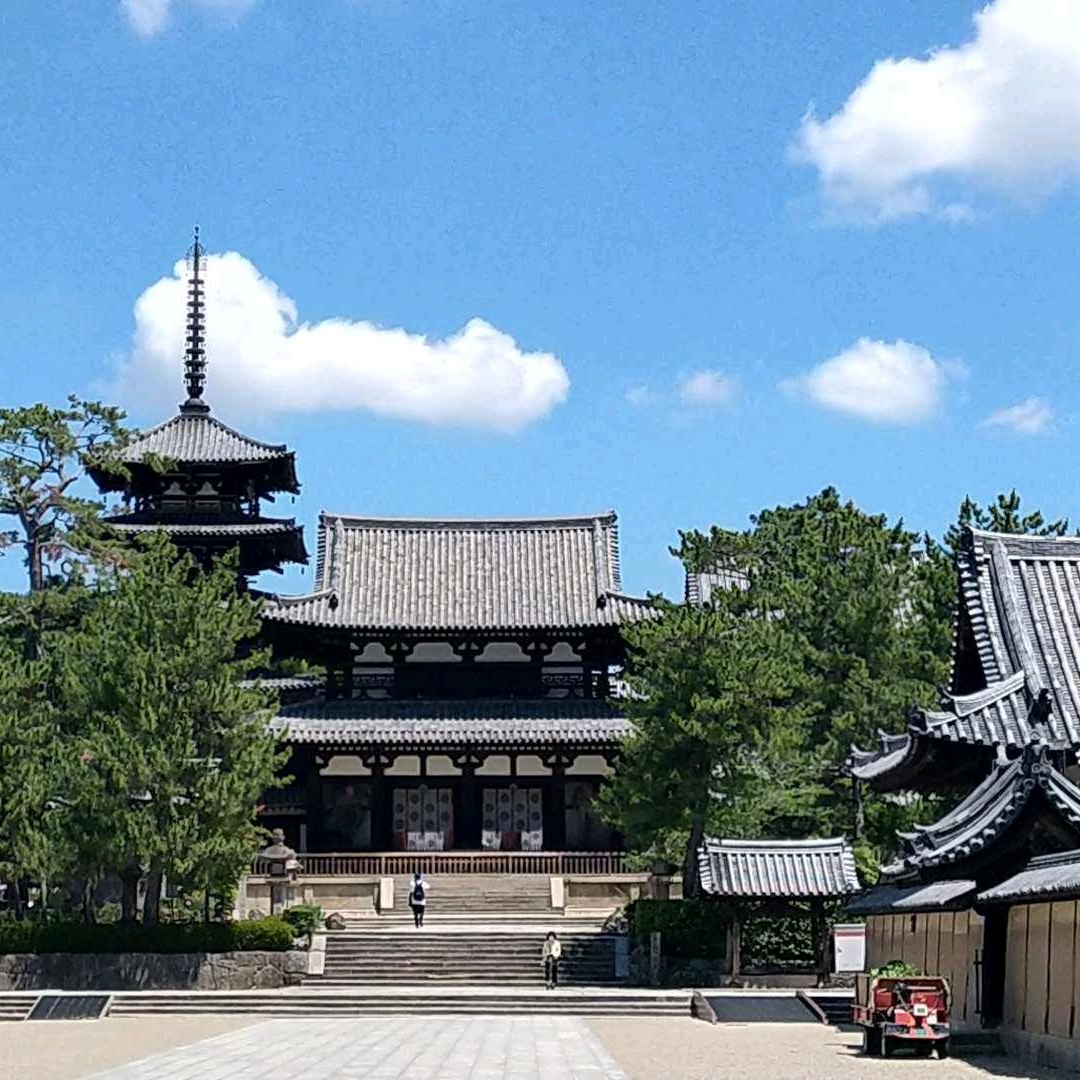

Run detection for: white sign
[[834, 923, 866, 972]]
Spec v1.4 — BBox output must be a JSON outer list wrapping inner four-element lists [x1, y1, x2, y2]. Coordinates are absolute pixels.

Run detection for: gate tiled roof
[[698, 837, 860, 898]]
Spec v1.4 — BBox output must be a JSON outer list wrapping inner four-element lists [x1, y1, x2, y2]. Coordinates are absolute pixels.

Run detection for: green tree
[[0, 398, 131, 657], [0, 658, 62, 918], [597, 595, 804, 897], [945, 489, 1068, 553], [53, 534, 286, 923], [680, 489, 952, 850]]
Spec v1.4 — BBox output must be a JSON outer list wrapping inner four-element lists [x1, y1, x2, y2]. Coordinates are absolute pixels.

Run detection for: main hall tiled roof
[[850, 528, 1080, 785], [698, 838, 860, 899], [271, 697, 633, 749], [263, 511, 657, 632]]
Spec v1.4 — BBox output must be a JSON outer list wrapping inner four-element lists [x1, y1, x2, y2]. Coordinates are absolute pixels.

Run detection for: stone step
[[107, 992, 687, 1017], [0, 994, 35, 1022]]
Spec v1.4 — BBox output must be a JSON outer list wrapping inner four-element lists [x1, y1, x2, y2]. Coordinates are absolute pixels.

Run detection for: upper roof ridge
[[317, 510, 619, 530]]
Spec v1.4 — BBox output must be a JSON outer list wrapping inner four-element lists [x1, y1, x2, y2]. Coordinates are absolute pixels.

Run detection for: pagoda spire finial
[[181, 225, 210, 414]]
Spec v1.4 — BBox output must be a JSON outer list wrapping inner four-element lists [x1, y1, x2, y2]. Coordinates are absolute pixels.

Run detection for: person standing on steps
[[409, 870, 429, 928], [542, 931, 562, 989]]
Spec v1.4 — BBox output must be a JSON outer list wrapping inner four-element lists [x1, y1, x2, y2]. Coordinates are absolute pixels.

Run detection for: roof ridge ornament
[[180, 226, 210, 415]]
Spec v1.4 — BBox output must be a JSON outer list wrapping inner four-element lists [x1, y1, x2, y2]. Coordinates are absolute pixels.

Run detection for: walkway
[[82, 1016, 628, 1079]]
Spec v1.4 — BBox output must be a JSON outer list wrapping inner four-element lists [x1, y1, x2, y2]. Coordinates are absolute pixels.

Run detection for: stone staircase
[[314, 929, 618, 987], [0, 993, 36, 1021], [107, 989, 687, 1017], [389, 874, 552, 916]]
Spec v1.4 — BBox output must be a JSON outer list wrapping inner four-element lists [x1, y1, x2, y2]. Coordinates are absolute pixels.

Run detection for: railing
[[250, 850, 628, 877]]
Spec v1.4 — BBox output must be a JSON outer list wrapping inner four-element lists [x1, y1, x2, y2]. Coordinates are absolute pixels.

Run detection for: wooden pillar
[[303, 750, 325, 851], [811, 899, 830, 987], [365, 753, 392, 851], [546, 750, 570, 850], [728, 913, 742, 983], [454, 754, 482, 849]]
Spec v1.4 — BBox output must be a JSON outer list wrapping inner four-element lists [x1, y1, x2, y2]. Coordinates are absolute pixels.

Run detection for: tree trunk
[[682, 814, 706, 899], [24, 534, 43, 661], [82, 880, 96, 926], [120, 866, 140, 923], [10, 874, 25, 921], [143, 867, 163, 925], [851, 777, 865, 841]]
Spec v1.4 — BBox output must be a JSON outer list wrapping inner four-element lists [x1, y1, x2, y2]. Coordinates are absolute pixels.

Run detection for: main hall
[[95, 234, 656, 861]]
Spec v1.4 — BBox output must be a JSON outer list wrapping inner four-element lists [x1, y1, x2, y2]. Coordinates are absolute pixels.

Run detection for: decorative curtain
[[481, 786, 543, 851], [392, 787, 454, 851]]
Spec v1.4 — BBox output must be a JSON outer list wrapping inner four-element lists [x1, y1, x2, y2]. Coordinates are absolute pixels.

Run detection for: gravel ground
[[588, 1020, 1079, 1080], [0, 1016, 257, 1080]]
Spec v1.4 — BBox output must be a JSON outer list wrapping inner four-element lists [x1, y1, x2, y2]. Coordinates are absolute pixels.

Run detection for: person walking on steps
[[409, 870, 428, 928], [542, 931, 562, 989]]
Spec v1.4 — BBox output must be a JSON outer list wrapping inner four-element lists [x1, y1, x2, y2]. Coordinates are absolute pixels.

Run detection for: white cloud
[[793, 0, 1080, 221], [782, 338, 950, 424], [109, 252, 570, 433], [121, 0, 257, 37], [678, 370, 738, 406], [624, 384, 657, 407], [980, 396, 1055, 435]]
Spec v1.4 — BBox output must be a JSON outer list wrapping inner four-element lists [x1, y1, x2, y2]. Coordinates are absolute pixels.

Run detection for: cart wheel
[[937, 1039, 950, 1059], [882, 1036, 894, 1058], [914, 1043, 934, 1058], [863, 1029, 882, 1056]]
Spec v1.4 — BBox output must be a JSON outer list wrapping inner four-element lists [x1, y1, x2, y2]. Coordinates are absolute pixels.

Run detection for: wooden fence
[[251, 850, 627, 876]]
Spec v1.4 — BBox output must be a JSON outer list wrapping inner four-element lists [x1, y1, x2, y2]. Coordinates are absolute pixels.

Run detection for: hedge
[[0, 917, 295, 955], [626, 899, 730, 959]]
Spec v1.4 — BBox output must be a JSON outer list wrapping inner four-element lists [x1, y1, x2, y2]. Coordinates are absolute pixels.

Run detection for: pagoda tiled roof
[[879, 741, 1080, 880], [122, 411, 292, 466], [262, 510, 658, 632], [271, 697, 633, 749], [697, 837, 860, 899], [978, 848, 1080, 905], [92, 409, 300, 495], [105, 512, 302, 538], [850, 528, 1080, 785]]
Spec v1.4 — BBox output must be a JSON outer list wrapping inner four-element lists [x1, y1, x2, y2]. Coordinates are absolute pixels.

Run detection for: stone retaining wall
[[0, 950, 307, 991]]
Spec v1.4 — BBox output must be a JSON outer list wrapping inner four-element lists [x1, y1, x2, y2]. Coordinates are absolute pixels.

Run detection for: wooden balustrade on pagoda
[[250, 850, 628, 877]]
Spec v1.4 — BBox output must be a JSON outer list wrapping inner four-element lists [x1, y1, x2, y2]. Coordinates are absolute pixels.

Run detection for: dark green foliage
[[281, 905, 323, 936], [625, 899, 731, 959], [742, 914, 813, 965], [0, 917, 294, 954], [604, 487, 953, 882], [945, 490, 1068, 554]]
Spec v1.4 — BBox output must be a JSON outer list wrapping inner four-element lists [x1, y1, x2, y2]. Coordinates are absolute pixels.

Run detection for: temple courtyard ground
[[1, 1016, 1075, 1080]]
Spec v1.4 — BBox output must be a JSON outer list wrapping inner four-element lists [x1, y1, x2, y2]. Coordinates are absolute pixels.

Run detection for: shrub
[[281, 904, 323, 937], [742, 914, 814, 965], [626, 899, 731, 959], [0, 917, 294, 955], [872, 960, 923, 978]]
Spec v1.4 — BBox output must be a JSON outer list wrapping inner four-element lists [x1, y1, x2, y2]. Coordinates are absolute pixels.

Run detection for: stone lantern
[[260, 828, 301, 914]]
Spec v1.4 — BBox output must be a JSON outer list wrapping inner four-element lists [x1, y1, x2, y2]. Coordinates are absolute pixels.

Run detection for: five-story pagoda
[[90, 231, 307, 580]]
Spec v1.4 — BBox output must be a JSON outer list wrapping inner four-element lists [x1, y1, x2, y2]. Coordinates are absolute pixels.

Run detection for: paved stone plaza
[[2, 1015, 1077, 1080]]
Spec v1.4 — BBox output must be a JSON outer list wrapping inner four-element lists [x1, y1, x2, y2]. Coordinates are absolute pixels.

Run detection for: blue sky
[[3, 1, 1080, 599]]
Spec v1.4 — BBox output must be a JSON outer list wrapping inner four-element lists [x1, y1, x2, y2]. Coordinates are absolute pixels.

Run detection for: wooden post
[[728, 913, 742, 984], [547, 751, 568, 850]]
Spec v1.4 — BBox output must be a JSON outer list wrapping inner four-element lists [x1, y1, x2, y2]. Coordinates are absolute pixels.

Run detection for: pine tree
[[53, 534, 286, 923]]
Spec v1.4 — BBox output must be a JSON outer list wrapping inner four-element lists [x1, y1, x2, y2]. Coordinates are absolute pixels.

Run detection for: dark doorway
[[979, 908, 1008, 1027]]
